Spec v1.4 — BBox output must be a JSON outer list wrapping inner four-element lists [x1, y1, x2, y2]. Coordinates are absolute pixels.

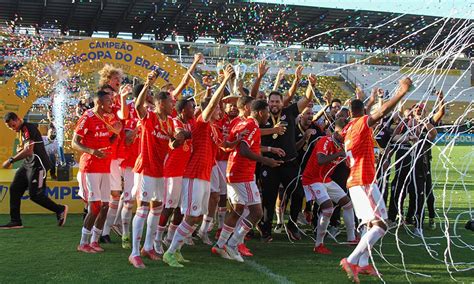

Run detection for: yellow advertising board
[[0, 169, 83, 214], [0, 38, 199, 164]]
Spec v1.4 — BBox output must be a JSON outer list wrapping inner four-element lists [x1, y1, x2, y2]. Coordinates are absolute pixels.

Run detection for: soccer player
[[72, 90, 122, 253], [302, 118, 356, 255], [128, 70, 186, 268], [102, 75, 133, 243], [115, 84, 143, 249], [213, 100, 282, 262], [156, 97, 195, 253], [340, 78, 412, 283], [1, 112, 67, 229], [162, 64, 235, 268], [198, 98, 239, 244]]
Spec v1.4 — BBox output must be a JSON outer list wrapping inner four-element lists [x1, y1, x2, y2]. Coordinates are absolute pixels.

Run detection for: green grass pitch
[[0, 146, 472, 283]]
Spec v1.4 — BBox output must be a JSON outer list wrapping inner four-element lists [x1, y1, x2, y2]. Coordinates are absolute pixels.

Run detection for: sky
[[250, 0, 474, 19]]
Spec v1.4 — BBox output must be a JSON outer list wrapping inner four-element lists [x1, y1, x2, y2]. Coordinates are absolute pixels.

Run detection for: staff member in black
[[1, 112, 68, 229], [258, 73, 316, 241]]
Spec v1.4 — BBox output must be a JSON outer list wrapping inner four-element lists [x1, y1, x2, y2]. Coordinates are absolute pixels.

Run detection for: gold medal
[[271, 112, 282, 140]]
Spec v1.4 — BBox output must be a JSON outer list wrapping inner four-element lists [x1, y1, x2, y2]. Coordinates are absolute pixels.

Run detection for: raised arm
[[135, 70, 157, 120], [365, 88, 377, 114], [284, 65, 303, 106], [297, 73, 316, 113], [432, 91, 446, 124], [117, 84, 132, 120], [273, 68, 285, 91], [171, 53, 203, 99], [250, 60, 269, 98], [202, 65, 234, 122], [312, 91, 332, 122], [368, 78, 412, 127]]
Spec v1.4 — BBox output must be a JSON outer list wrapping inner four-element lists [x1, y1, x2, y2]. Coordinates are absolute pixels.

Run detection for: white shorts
[[164, 176, 183, 209], [181, 178, 210, 217], [122, 167, 135, 202], [132, 173, 165, 203], [77, 172, 111, 202], [110, 158, 124, 192], [348, 184, 388, 223], [211, 161, 227, 195], [227, 181, 261, 206], [303, 181, 347, 205]]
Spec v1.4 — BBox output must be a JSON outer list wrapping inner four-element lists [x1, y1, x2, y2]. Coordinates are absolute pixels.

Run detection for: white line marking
[[245, 260, 294, 284]]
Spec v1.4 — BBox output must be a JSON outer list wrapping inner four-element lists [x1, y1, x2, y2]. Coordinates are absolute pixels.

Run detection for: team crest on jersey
[[262, 170, 267, 177], [193, 205, 198, 211], [281, 115, 286, 120]]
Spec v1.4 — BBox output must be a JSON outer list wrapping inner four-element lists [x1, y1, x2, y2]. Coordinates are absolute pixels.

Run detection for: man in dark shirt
[[258, 74, 316, 241], [1, 112, 67, 229]]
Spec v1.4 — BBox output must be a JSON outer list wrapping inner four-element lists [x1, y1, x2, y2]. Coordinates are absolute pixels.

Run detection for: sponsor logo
[[19, 186, 81, 200]]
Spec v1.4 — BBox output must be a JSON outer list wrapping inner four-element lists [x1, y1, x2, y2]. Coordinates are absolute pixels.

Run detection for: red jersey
[[74, 109, 119, 173], [163, 117, 194, 177], [302, 136, 342, 185], [183, 115, 220, 181], [120, 101, 140, 169], [343, 115, 376, 188], [133, 111, 174, 178], [227, 118, 261, 183], [216, 114, 233, 161]]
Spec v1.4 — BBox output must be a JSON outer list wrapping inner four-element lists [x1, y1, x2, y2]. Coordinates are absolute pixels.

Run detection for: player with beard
[[302, 118, 356, 255], [258, 73, 316, 242], [72, 90, 122, 253], [340, 78, 412, 283], [162, 65, 235, 268], [155, 97, 195, 253], [128, 69, 186, 268], [213, 100, 282, 262]]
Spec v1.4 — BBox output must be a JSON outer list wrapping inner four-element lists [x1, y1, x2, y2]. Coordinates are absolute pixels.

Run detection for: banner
[[0, 38, 200, 164], [436, 133, 474, 145], [0, 180, 83, 214]]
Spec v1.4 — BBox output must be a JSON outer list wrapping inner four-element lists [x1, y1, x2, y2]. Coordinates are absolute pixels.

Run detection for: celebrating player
[[213, 99, 282, 262], [72, 90, 122, 253], [302, 118, 356, 255], [128, 68, 186, 268], [340, 78, 412, 283], [162, 64, 235, 268]]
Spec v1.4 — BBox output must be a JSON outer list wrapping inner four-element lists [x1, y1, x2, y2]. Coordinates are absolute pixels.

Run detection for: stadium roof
[[0, 0, 472, 51]]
